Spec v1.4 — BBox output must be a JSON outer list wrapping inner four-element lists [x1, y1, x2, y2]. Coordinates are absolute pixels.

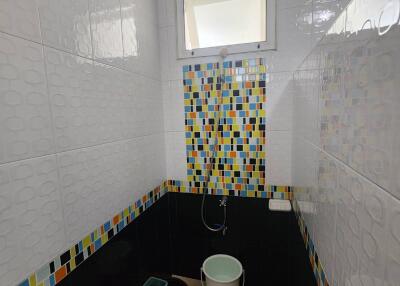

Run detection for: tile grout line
[[0, 132, 165, 168], [292, 199, 331, 286], [0, 30, 161, 82], [39, 9, 71, 269], [87, 0, 95, 66], [295, 134, 400, 204]]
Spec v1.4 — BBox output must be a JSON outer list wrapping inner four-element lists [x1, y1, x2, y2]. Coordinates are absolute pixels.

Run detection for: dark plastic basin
[[143, 277, 168, 286]]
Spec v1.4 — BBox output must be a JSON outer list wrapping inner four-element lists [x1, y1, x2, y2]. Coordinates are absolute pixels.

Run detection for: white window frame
[[176, 0, 276, 59]]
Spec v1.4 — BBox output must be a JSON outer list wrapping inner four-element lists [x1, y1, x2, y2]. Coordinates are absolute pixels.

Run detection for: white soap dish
[[269, 199, 291, 212]]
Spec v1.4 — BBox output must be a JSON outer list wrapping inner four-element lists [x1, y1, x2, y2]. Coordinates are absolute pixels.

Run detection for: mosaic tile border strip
[[19, 179, 292, 286], [18, 182, 168, 286], [167, 180, 292, 200], [292, 199, 330, 286]]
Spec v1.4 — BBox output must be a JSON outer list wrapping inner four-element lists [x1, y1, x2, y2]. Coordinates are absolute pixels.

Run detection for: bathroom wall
[[292, 0, 400, 285], [0, 0, 165, 285], [158, 0, 348, 186]]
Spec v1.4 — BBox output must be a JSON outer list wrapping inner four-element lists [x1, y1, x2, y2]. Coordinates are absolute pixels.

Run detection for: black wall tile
[[58, 193, 316, 286]]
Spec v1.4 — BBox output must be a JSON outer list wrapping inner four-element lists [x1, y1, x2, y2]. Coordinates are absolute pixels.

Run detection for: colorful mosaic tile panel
[[167, 180, 292, 200], [292, 199, 330, 286], [18, 182, 169, 286], [183, 59, 267, 192]]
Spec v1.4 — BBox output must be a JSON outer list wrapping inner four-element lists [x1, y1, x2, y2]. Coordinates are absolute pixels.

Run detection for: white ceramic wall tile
[[141, 77, 164, 135], [265, 72, 294, 131], [0, 1, 163, 285], [277, 0, 311, 10], [165, 26, 183, 81], [334, 162, 392, 286], [44, 47, 103, 151], [0, 33, 54, 164], [0, 155, 66, 285], [163, 80, 185, 132], [165, 131, 187, 181], [159, 27, 170, 82], [119, 71, 140, 139], [140, 134, 167, 191], [37, 0, 93, 58], [317, 12, 400, 199], [58, 142, 127, 244], [132, 0, 159, 38], [89, 0, 124, 67], [293, 69, 320, 146], [393, 124, 400, 203], [385, 196, 400, 286], [57, 135, 164, 245], [120, 0, 140, 74], [292, 137, 318, 244], [121, 0, 160, 78], [272, 5, 313, 72], [136, 0, 160, 78], [315, 152, 337, 284], [45, 47, 161, 151], [293, 1, 400, 285], [294, 144, 400, 286], [157, 0, 176, 28], [312, 0, 342, 43], [266, 131, 292, 186], [0, 0, 41, 43]]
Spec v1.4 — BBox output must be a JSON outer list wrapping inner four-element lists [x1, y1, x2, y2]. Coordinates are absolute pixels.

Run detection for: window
[[177, 0, 276, 58]]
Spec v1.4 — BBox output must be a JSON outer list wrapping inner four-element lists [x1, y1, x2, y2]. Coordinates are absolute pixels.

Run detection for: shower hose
[[201, 51, 228, 234]]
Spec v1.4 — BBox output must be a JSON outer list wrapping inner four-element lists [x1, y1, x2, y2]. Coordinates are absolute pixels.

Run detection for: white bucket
[[201, 254, 244, 286]]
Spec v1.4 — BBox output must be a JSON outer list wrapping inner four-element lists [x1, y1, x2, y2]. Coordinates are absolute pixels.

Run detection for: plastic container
[[143, 277, 168, 286], [201, 254, 244, 286]]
